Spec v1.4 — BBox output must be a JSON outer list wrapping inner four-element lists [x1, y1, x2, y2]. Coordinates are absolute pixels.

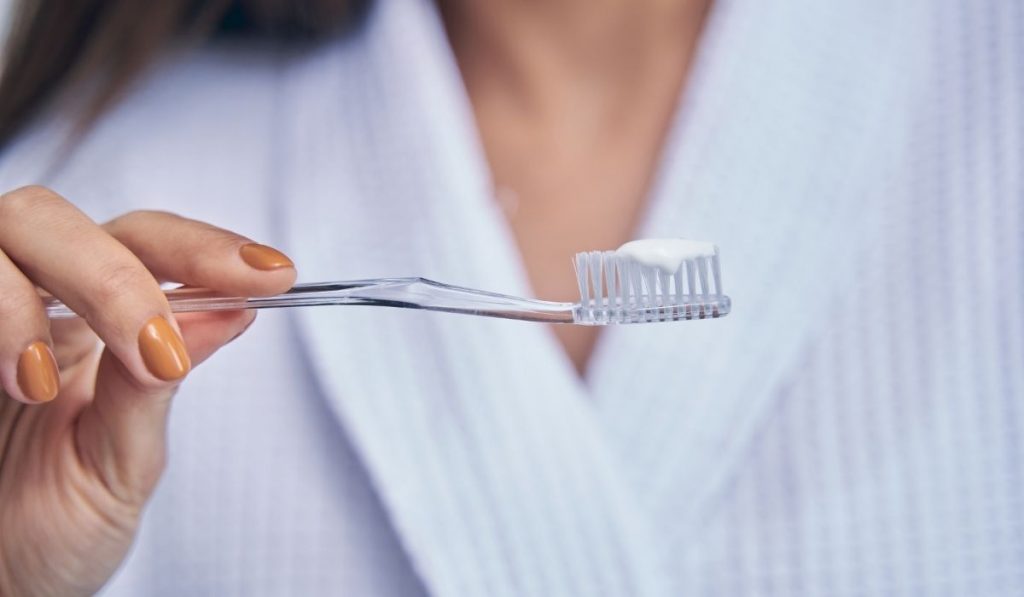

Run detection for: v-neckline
[[277, 0, 896, 593], [425, 0, 730, 387]]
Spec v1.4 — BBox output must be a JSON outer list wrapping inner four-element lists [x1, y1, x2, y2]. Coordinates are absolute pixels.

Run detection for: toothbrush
[[43, 239, 731, 325]]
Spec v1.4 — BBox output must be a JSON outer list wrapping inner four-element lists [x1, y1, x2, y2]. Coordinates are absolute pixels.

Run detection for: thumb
[[75, 309, 256, 504]]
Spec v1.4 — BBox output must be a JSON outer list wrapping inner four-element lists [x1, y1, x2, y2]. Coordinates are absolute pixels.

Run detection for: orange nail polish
[[17, 341, 60, 403], [138, 316, 191, 381], [239, 243, 294, 271]]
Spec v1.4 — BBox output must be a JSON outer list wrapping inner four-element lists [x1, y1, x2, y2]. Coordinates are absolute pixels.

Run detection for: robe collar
[[279, 0, 897, 592]]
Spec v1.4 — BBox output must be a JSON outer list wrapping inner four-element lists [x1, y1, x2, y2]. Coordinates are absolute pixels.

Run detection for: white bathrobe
[[1, 0, 1021, 594]]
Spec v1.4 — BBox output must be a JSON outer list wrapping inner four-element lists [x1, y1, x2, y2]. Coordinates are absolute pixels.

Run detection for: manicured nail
[[138, 316, 191, 381], [17, 341, 60, 403], [239, 243, 293, 270]]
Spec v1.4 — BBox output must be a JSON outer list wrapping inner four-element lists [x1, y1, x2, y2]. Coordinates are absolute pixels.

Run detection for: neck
[[440, 0, 711, 122], [436, 0, 713, 374]]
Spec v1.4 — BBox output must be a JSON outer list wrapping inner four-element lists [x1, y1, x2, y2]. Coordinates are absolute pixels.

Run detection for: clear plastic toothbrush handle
[[43, 278, 578, 323]]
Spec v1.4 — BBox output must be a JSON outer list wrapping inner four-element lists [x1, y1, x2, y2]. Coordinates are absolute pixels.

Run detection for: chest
[[469, 92, 691, 373]]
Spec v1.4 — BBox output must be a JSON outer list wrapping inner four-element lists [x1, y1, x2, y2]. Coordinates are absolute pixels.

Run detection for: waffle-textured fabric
[[1, 0, 1021, 595]]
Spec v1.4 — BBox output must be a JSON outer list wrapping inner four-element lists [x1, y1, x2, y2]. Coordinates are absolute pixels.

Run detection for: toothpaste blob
[[615, 238, 717, 273]]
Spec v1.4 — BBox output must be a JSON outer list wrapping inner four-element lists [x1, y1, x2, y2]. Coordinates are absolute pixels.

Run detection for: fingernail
[[239, 243, 293, 271], [138, 316, 191, 381], [17, 341, 60, 403]]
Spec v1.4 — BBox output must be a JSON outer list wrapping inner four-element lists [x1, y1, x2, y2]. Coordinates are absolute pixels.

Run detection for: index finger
[[103, 210, 296, 297], [0, 186, 189, 387]]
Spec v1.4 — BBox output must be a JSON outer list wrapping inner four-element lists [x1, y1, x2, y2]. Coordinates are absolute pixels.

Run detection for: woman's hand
[[0, 186, 296, 596]]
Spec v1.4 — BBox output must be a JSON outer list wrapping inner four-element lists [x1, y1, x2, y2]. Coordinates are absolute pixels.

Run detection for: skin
[[441, 0, 711, 373], [0, 188, 296, 595], [0, 1, 708, 594]]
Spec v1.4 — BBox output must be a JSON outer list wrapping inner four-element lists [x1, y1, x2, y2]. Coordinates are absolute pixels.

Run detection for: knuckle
[[0, 185, 60, 217], [137, 209, 179, 220], [5, 184, 56, 201], [105, 210, 139, 230], [0, 285, 40, 319], [108, 209, 164, 229], [103, 210, 147, 239], [107, 209, 181, 231], [87, 263, 159, 325], [96, 262, 150, 299]]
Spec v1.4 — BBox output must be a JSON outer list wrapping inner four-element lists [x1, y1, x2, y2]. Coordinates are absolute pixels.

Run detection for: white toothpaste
[[615, 238, 717, 273]]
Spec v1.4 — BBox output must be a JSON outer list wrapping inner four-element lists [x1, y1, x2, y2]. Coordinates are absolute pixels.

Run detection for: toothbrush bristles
[[572, 249, 727, 324]]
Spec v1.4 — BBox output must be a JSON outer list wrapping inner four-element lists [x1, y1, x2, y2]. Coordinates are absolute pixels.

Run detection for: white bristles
[[572, 247, 727, 324]]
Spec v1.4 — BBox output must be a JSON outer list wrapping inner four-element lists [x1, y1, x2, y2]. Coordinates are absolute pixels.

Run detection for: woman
[[0, 0, 1020, 595]]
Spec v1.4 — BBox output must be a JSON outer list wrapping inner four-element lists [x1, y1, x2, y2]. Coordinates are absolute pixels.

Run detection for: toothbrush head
[[572, 239, 731, 325]]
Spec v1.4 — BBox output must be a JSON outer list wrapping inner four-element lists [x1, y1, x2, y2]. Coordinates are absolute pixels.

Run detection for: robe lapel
[[279, 1, 668, 595], [279, 0, 905, 589], [588, 0, 907, 550]]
